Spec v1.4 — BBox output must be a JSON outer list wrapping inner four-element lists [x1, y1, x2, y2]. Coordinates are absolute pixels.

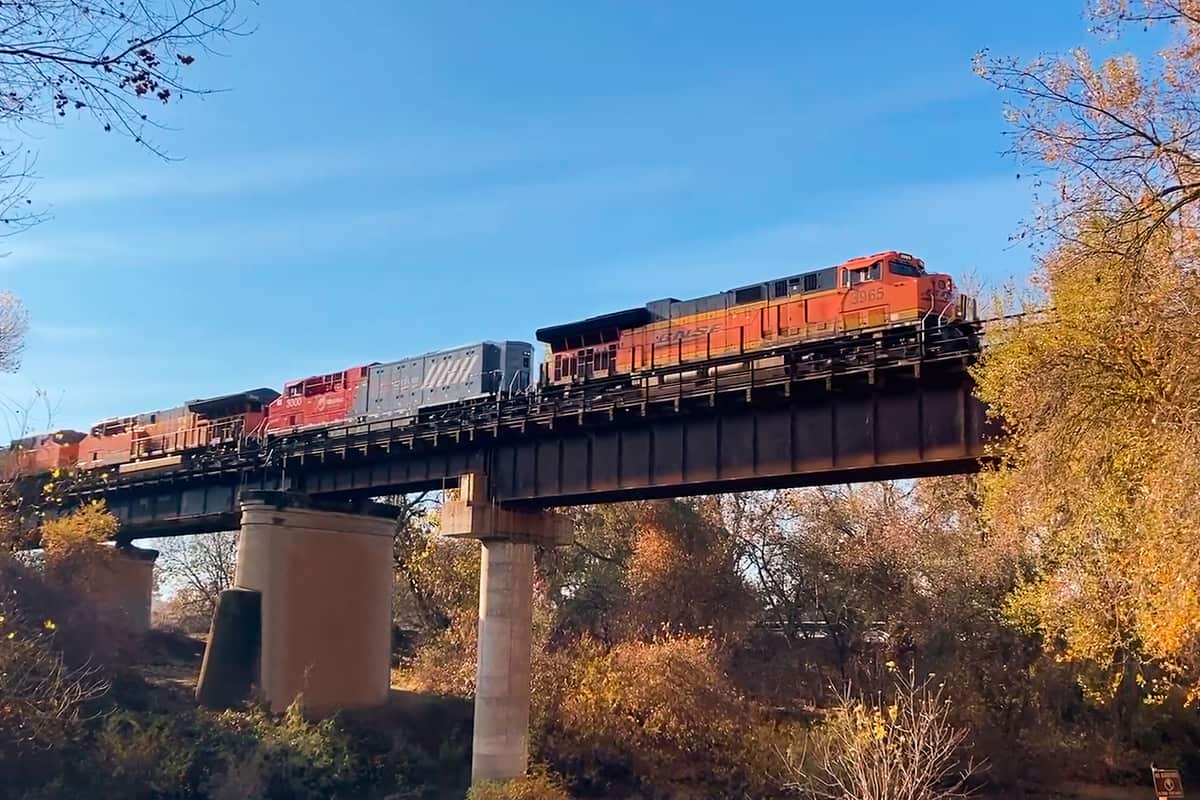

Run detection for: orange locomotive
[[2, 388, 278, 479], [1, 430, 86, 479], [536, 250, 974, 385], [76, 389, 277, 472]]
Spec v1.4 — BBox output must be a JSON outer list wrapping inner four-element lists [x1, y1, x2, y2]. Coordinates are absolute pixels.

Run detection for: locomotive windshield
[[889, 261, 922, 277]]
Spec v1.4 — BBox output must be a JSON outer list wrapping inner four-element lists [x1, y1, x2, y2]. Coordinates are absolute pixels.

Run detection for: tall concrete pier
[[233, 492, 395, 716], [442, 474, 572, 783]]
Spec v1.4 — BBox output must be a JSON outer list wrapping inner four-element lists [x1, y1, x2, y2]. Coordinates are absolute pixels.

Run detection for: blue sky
[[0, 1, 1104, 433]]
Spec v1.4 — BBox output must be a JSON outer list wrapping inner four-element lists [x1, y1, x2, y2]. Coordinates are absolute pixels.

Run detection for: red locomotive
[[266, 366, 370, 433]]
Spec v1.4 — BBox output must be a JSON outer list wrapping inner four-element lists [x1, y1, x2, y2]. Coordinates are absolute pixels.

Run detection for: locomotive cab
[[842, 253, 974, 324]]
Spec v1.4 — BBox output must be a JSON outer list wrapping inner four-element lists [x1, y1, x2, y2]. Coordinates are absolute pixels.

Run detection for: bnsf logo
[[654, 325, 718, 346]]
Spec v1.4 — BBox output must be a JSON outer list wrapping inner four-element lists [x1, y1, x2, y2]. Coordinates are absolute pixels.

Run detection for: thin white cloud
[[34, 130, 613, 207], [4, 163, 695, 270], [30, 323, 110, 343]]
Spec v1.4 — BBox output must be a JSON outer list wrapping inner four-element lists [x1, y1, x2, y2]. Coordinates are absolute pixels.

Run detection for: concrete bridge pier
[[229, 491, 395, 716], [89, 543, 158, 633], [442, 474, 572, 783]]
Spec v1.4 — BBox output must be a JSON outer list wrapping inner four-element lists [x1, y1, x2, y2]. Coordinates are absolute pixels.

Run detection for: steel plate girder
[[485, 378, 987, 505], [62, 365, 992, 540]]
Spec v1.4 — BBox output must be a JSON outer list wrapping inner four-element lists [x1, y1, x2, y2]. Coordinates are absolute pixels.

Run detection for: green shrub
[[4, 699, 376, 800]]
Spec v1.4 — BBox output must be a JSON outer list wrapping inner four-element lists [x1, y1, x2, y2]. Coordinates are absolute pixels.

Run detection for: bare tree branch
[[0, 0, 251, 232]]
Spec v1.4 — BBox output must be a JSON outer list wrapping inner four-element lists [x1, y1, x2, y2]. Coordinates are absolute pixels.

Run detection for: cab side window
[[845, 261, 882, 287]]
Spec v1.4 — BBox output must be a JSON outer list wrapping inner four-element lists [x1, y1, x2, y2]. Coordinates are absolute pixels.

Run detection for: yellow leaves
[[871, 712, 888, 741], [543, 633, 770, 796], [625, 523, 678, 594], [39, 501, 119, 570], [976, 226, 1200, 697], [467, 769, 570, 800], [41, 620, 54, 632]]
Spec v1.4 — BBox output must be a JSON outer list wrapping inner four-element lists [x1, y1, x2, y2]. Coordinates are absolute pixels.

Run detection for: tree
[[0, 292, 26, 372], [387, 492, 480, 635], [539, 504, 638, 644], [622, 499, 754, 641], [540, 499, 754, 645], [975, 0, 1200, 706], [0, 0, 247, 231], [722, 486, 923, 684], [40, 499, 117, 572], [975, 221, 1200, 706], [974, 0, 1200, 262], [156, 530, 237, 630]]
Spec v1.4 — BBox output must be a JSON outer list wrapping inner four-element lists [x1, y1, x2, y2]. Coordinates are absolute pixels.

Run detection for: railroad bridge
[[40, 322, 993, 784], [59, 323, 989, 539]]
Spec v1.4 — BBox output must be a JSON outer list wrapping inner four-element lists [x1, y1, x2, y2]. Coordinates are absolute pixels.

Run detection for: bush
[[537, 634, 780, 799], [0, 549, 120, 799], [38, 700, 369, 800], [398, 606, 480, 696], [0, 626, 109, 798], [782, 667, 983, 800], [467, 767, 571, 800]]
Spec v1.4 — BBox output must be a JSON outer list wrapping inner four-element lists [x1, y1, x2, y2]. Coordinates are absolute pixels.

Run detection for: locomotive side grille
[[422, 351, 479, 389]]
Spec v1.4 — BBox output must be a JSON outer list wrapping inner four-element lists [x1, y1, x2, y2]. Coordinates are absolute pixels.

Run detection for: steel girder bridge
[[46, 321, 993, 541]]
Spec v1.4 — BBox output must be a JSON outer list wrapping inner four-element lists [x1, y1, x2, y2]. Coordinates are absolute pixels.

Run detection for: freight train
[[4, 250, 974, 478]]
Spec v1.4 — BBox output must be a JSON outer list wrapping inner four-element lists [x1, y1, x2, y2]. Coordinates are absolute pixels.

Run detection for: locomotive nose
[[925, 274, 955, 296]]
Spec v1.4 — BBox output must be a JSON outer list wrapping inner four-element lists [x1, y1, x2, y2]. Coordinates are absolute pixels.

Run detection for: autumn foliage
[[467, 768, 571, 800], [975, 0, 1200, 261], [974, 0, 1200, 717], [538, 634, 776, 799], [977, 224, 1200, 701]]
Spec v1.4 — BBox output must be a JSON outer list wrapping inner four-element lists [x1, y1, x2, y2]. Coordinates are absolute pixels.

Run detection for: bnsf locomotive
[[4, 251, 973, 478], [536, 250, 971, 386]]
